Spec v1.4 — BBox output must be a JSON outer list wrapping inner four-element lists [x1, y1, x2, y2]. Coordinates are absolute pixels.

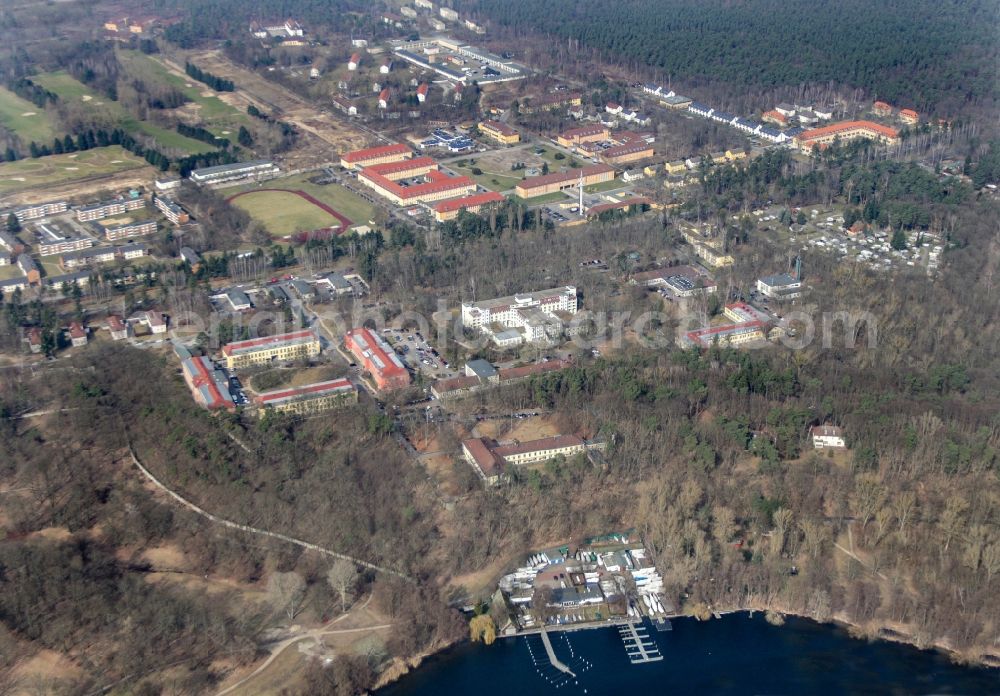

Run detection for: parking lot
[[379, 327, 460, 381]]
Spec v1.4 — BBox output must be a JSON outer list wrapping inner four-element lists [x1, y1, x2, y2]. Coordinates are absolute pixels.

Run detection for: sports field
[[229, 189, 348, 236], [32, 71, 216, 155], [0, 87, 59, 143], [0, 146, 147, 196], [231, 174, 376, 230]]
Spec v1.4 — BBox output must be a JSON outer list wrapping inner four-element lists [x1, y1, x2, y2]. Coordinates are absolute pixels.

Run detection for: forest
[[466, 0, 999, 115]]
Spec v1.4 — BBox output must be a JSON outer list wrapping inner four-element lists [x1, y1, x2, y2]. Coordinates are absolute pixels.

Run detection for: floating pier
[[619, 621, 663, 663], [539, 626, 576, 677]]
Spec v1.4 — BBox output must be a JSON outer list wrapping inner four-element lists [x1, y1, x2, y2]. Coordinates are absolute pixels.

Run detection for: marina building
[[221, 329, 321, 369]]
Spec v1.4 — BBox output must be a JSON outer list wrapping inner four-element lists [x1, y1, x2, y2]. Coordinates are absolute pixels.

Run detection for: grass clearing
[[449, 163, 521, 192], [0, 146, 147, 196], [232, 173, 377, 228], [117, 50, 250, 134], [0, 88, 59, 143], [32, 71, 216, 155], [584, 179, 628, 193], [0, 265, 22, 281], [230, 190, 342, 236], [515, 191, 572, 205]]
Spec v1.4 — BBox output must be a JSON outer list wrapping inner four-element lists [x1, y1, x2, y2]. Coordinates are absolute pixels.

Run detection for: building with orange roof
[[181, 355, 235, 410], [255, 378, 357, 415], [873, 101, 893, 117], [762, 110, 788, 126], [433, 191, 505, 222], [898, 108, 919, 125], [794, 120, 899, 151], [516, 164, 615, 199], [340, 143, 412, 170], [556, 125, 610, 148], [357, 157, 476, 205], [344, 328, 410, 391], [479, 119, 520, 145], [416, 83, 429, 103], [462, 434, 604, 484], [222, 329, 321, 369]]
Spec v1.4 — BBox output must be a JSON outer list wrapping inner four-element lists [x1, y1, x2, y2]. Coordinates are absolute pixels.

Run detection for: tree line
[[184, 61, 235, 92]]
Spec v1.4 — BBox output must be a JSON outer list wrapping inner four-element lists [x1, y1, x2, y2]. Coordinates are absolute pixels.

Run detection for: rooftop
[[518, 164, 614, 190], [221, 329, 318, 357], [256, 378, 355, 406], [341, 143, 412, 163], [796, 120, 899, 142], [433, 191, 505, 214]]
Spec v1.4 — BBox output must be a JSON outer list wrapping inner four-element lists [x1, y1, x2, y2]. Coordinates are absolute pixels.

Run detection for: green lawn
[[0, 87, 59, 143], [231, 173, 377, 228], [230, 190, 343, 236], [0, 264, 22, 281], [0, 146, 148, 196], [584, 179, 627, 193], [117, 51, 250, 135], [516, 191, 572, 205], [448, 163, 522, 192], [32, 71, 216, 155], [535, 147, 583, 168]]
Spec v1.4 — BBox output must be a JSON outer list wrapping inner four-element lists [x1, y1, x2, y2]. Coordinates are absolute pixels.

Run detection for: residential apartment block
[[155, 197, 190, 225], [76, 197, 146, 222], [340, 143, 412, 170], [10, 201, 67, 223], [35, 223, 94, 257], [101, 219, 158, 242], [221, 329, 321, 370], [189, 160, 279, 187], [479, 119, 520, 145], [60, 243, 148, 270]]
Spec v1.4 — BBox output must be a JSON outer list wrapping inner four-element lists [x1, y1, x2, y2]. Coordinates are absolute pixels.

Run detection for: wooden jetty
[[539, 626, 576, 677]]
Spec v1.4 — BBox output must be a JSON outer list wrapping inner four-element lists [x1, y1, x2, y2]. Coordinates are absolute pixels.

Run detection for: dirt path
[[125, 439, 413, 581], [215, 594, 388, 696]]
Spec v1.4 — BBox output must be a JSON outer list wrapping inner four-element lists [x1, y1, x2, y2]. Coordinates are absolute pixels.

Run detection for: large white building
[[461, 286, 577, 346], [757, 272, 802, 299], [189, 160, 279, 187]]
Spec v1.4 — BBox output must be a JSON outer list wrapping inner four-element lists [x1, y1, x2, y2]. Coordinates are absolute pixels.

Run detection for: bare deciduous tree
[[327, 559, 359, 613], [268, 571, 306, 620]]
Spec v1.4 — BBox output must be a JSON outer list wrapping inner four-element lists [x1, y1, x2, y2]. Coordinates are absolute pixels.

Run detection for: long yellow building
[[221, 329, 321, 369], [255, 378, 357, 415]]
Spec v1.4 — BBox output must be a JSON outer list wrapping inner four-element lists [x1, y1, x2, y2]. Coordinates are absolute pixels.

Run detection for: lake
[[379, 613, 998, 695]]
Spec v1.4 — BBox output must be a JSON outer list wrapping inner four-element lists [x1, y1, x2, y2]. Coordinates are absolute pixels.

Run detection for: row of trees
[[184, 61, 235, 91]]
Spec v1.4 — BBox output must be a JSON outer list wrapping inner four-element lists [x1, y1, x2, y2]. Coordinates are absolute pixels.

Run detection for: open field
[[232, 173, 377, 228], [0, 265, 22, 281], [175, 49, 368, 159], [448, 162, 521, 192], [229, 189, 344, 236], [0, 146, 147, 196], [0, 87, 59, 143], [32, 71, 216, 155], [117, 50, 251, 136]]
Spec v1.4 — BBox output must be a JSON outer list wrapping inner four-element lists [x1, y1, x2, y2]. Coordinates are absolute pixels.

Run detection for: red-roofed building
[[344, 328, 410, 390], [516, 164, 615, 199], [556, 125, 610, 148], [145, 310, 166, 334], [433, 191, 505, 221], [762, 110, 788, 125], [357, 160, 476, 205], [181, 355, 235, 410], [378, 88, 390, 109], [348, 52, 361, 71], [605, 101, 622, 115], [794, 121, 899, 151], [600, 141, 654, 165], [586, 197, 653, 218], [462, 434, 602, 484], [340, 143, 412, 169], [67, 321, 88, 347], [222, 329, 321, 369], [898, 108, 919, 125], [416, 82, 429, 103], [479, 119, 520, 145], [255, 378, 358, 415], [872, 100, 893, 117], [106, 314, 128, 340]]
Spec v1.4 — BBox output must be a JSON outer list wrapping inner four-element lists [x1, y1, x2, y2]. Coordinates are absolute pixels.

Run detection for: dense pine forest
[[466, 0, 999, 114]]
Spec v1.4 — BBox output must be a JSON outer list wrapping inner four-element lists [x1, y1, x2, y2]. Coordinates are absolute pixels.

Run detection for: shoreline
[[375, 606, 999, 691]]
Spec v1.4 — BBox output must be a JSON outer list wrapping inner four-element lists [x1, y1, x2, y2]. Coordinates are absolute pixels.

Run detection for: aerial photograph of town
[[0, 0, 997, 693]]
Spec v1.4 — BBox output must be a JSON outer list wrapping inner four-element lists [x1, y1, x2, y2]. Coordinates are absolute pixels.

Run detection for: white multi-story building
[[811, 425, 846, 449], [461, 286, 577, 346]]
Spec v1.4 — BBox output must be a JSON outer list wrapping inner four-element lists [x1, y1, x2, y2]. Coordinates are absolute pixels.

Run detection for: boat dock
[[619, 621, 663, 663], [539, 626, 576, 677]]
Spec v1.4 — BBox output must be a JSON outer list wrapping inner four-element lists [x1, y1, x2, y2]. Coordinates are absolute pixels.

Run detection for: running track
[[226, 188, 353, 231]]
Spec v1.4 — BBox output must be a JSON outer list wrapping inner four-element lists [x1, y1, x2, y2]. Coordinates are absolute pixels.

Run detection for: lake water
[[379, 613, 999, 695]]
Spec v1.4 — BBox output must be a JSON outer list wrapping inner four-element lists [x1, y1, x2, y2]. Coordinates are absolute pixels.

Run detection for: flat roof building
[[221, 329, 321, 369], [344, 327, 410, 391], [76, 196, 146, 222], [189, 160, 279, 187], [9, 201, 67, 223]]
